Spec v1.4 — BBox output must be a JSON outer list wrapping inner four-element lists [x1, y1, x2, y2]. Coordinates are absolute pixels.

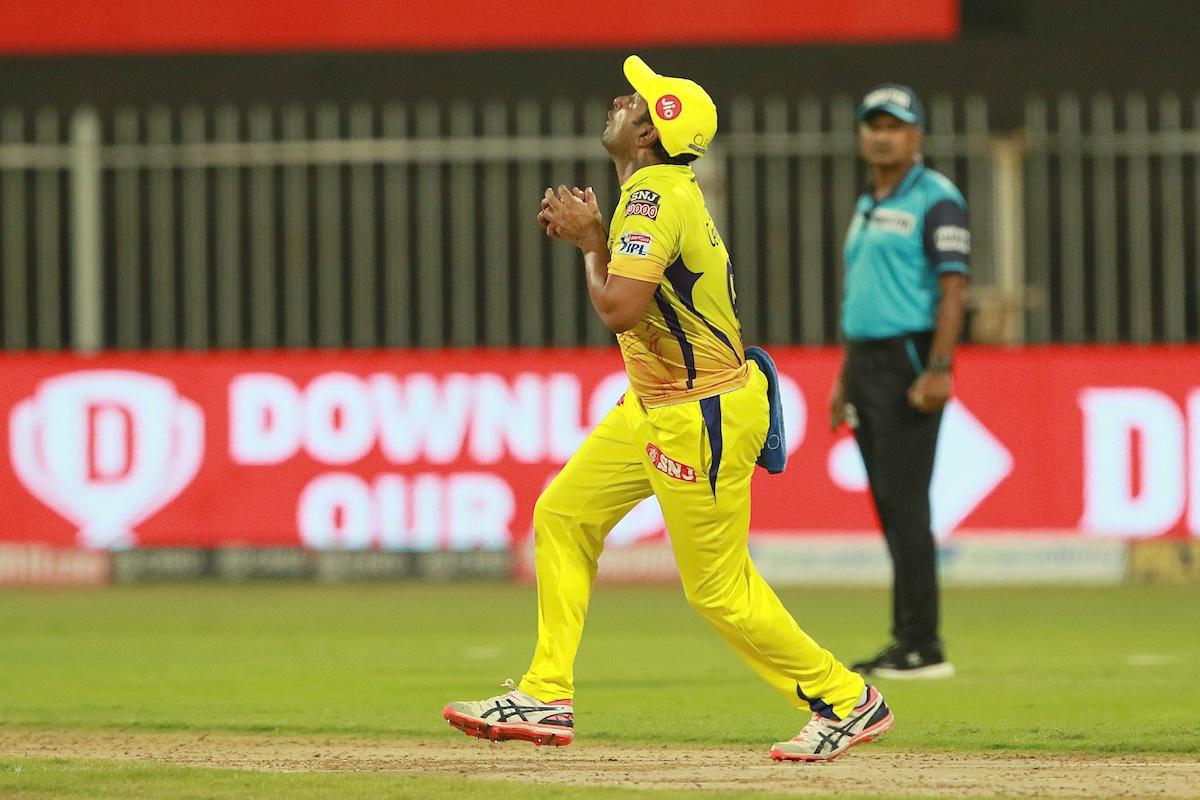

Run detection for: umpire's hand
[[829, 376, 847, 430], [907, 370, 952, 413]]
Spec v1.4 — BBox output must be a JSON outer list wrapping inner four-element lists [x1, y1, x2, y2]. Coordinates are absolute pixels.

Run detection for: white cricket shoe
[[770, 684, 894, 762], [443, 679, 574, 747]]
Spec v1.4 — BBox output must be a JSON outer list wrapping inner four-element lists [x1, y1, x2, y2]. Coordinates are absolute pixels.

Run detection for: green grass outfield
[[0, 582, 1196, 798]]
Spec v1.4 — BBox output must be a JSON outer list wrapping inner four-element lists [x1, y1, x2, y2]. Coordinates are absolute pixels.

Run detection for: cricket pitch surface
[[2, 730, 1197, 798]]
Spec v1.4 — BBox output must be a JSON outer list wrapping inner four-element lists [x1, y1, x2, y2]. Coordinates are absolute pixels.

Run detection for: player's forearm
[[581, 249, 634, 333], [929, 278, 967, 365]]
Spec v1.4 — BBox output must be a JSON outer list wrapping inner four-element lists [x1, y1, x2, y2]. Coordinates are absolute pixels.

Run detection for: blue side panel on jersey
[[664, 258, 742, 362], [655, 289, 696, 389]]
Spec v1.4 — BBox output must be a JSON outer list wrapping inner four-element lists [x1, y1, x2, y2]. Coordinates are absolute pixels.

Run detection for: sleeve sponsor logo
[[934, 225, 971, 255], [646, 443, 696, 482], [624, 189, 661, 220], [617, 232, 653, 257], [866, 208, 917, 235]]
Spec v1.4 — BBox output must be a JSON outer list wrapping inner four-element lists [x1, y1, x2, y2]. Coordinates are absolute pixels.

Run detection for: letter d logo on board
[[9, 371, 204, 549]]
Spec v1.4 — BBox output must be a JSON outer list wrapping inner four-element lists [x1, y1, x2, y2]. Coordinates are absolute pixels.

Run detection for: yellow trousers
[[519, 362, 866, 720]]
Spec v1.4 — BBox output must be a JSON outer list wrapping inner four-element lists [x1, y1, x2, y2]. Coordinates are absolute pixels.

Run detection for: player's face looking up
[[857, 111, 923, 170], [601, 92, 658, 157]]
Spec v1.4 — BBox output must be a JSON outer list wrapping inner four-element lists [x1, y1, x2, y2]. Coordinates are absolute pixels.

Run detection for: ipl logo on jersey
[[618, 232, 653, 257], [646, 443, 697, 483], [8, 371, 205, 549]]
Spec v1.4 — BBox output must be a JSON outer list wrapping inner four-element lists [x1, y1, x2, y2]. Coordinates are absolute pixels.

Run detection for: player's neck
[[869, 159, 917, 200], [614, 151, 664, 185]]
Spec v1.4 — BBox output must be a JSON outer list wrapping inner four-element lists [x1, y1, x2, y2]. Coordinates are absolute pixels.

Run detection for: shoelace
[[500, 678, 573, 710], [794, 714, 823, 740]]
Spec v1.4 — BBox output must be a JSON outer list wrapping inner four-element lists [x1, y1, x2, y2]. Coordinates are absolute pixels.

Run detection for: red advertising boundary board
[[1, 1, 958, 55], [0, 345, 1197, 552]]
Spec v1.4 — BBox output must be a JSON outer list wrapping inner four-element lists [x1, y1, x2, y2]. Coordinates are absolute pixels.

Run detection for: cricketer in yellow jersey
[[443, 56, 893, 762]]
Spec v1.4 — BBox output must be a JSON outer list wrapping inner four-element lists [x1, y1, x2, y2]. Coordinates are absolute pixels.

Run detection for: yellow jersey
[[606, 164, 748, 408]]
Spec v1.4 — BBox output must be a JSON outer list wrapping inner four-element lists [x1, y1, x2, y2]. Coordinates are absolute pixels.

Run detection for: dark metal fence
[[0, 92, 1196, 352]]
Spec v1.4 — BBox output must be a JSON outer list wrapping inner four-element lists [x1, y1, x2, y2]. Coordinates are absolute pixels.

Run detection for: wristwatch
[[926, 354, 953, 373]]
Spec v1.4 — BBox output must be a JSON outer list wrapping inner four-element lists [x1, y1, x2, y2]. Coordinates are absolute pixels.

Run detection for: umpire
[[832, 85, 969, 680]]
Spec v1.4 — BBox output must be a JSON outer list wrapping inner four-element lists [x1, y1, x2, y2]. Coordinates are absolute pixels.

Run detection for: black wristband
[[926, 354, 953, 373]]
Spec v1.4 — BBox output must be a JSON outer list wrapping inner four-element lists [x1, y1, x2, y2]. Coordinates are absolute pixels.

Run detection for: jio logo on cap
[[656, 95, 682, 120]]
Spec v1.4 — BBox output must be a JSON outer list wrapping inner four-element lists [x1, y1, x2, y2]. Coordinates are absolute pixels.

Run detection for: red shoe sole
[[442, 706, 574, 747], [769, 710, 894, 763]]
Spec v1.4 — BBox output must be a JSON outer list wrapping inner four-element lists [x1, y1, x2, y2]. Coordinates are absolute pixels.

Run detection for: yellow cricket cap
[[623, 55, 717, 158]]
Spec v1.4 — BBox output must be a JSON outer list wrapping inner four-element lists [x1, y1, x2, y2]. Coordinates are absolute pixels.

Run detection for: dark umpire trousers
[[844, 330, 943, 649]]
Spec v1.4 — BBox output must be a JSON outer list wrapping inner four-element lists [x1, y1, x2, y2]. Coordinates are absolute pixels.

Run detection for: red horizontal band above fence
[[3, 0, 958, 54], [1, 345, 1197, 551]]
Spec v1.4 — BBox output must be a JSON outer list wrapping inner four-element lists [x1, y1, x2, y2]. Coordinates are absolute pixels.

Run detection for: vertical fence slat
[[70, 108, 103, 351], [729, 96, 760, 344], [112, 107, 142, 349], [415, 101, 444, 347], [282, 104, 311, 347], [181, 106, 209, 349], [797, 97, 824, 345], [214, 105, 242, 348], [2, 109, 29, 350], [965, 95, 993, 289], [549, 99, 579, 345], [763, 96, 791, 343], [990, 133, 1025, 344], [1193, 92, 1200, 340], [247, 106, 277, 348], [381, 104, 411, 347], [481, 101, 513, 346], [515, 99, 544, 346], [1125, 94, 1153, 342], [829, 95, 858, 334], [929, 94, 957, 183], [1158, 95, 1186, 342], [146, 106, 174, 348], [1091, 94, 1119, 342], [315, 103, 343, 347], [449, 101, 478, 346], [34, 109, 62, 350], [1058, 94, 1087, 342], [1023, 96, 1051, 343], [348, 103, 377, 348]]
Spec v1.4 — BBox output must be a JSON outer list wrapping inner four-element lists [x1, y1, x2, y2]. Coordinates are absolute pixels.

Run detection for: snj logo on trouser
[[646, 443, 696, 482]]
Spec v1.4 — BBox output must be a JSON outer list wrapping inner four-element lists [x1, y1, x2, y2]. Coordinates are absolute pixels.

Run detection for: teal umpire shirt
[[841, 161, 970, 340]]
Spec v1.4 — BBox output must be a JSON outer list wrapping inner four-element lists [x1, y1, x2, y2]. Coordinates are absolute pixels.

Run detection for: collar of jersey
[[861, 161, 925, 206], [622, 163, 693, 192]]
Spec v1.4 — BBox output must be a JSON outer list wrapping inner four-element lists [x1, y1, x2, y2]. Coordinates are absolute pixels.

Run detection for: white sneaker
[[769, 685, 893, 762], [443, 680, 574, 747]]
